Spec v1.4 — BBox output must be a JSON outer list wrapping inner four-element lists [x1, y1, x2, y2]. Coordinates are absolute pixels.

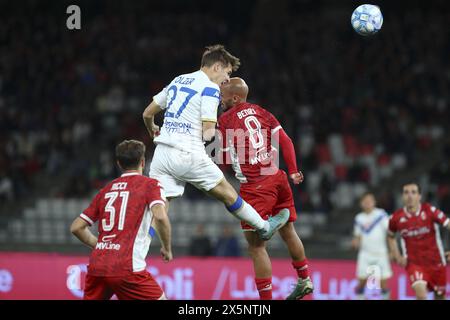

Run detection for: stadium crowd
[[0, 0, 449, 216]]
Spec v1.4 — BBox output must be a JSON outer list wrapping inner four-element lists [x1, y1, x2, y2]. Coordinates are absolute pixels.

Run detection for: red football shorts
[[406, 264, 447, 295], [239, 169, 297, 230], [84, 270, 164, 300]]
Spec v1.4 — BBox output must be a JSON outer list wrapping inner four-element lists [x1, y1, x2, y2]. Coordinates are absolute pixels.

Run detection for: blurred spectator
[[215, 224, 241, 257], [0, 174, 13, 202], [188, 224, 213, 257]]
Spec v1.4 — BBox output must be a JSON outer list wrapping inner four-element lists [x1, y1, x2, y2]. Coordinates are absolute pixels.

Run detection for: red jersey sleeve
[[80, 191, 103, 226], [147, 179, 166, 209], [278, 129, 299, 174], [266, 111, 298, 174], [429, 204, 450, 227], [266, 111, 282, 133], [388, 214, 398, 235]]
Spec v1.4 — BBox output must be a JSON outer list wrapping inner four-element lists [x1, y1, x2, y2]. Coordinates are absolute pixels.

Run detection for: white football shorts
[[149, 143, 224, 198], [356, 251, 393, 280]]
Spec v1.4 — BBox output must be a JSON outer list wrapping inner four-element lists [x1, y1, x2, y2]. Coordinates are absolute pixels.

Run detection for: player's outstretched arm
[[277, 128, 303, 184], [151, 203, 173, 262], [70, 217, 98, 249], [143, 101, 163, 139]]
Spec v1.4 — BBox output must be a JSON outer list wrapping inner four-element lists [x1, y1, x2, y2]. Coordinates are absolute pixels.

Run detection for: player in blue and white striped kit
[[352, 192, 392, 299]]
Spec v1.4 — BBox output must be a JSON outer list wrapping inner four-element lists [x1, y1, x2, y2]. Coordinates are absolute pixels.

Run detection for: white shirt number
[[102, 191, 130, 231]]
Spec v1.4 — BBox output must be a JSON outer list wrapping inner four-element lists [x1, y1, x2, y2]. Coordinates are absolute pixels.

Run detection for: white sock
[[230, 201, 269, 232]]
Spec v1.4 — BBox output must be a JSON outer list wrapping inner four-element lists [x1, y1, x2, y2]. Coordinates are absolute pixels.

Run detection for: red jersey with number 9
[[79, 172, 166, 277], [218, 102, 282, 184]]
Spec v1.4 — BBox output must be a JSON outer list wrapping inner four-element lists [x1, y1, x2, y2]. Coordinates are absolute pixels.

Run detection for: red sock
[[255, 278, 272, 300], [292, 259, 310, 279]]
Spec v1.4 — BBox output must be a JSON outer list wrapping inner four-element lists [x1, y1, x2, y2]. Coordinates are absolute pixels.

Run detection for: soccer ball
[[351, 4, 383, 36]]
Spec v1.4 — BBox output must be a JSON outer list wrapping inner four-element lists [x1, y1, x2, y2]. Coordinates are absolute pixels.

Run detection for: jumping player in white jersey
[[352, 192, 392, 299], [142, 45, 288, 240]]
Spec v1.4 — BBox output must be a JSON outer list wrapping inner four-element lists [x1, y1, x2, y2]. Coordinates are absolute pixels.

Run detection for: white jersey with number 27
[[152, 70, 220, 153]]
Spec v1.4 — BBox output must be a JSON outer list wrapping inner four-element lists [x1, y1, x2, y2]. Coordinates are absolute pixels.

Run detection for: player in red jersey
[[70, 140, 172, 300], [217, 78, 313, 300], [388, 182, 450, 300]]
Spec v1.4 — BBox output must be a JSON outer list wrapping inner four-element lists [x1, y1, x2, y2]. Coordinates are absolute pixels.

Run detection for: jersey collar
[[404, 204, 421, 218], [121, 172, 140, 177], [198, 69, 211, 82]]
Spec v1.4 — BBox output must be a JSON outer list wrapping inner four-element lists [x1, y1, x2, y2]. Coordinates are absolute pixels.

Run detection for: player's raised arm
[[151, 203, 173, 262]]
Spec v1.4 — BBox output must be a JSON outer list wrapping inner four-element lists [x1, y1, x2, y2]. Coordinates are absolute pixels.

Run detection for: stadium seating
[[0, 198, 324, 253]]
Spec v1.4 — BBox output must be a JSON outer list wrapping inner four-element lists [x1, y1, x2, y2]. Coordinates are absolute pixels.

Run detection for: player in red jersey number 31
[[70, 140, 172, 300]]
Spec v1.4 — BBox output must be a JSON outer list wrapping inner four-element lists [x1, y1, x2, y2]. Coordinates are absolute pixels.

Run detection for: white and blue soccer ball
[[351, 4, 383, 36]]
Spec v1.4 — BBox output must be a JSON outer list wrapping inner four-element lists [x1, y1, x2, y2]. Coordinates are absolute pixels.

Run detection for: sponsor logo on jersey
[[95, 242, 121, 250], [102, 235, 116, 242], [250, 150, 273, 165], [163, 120, 192, 134], [400, 226, 430, 238], [399, 217, 407, 223], [96, 234, 121, 251], [249, 146, 274, 166]]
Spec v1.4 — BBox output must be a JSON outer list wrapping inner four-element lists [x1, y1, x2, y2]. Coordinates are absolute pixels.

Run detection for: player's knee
[[416, 293, 427, 300], [413, 286, 428, 300], [247, 241, 266, 257], [245, 230, 266, 252]]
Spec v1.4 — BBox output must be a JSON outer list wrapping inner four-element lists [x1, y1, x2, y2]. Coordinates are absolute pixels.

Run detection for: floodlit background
[[0, 0, 449, 299]]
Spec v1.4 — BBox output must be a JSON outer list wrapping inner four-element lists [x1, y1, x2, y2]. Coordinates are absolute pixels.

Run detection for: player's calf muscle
[[208, 179, 238, 205], [279, 221, 297, 240]]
